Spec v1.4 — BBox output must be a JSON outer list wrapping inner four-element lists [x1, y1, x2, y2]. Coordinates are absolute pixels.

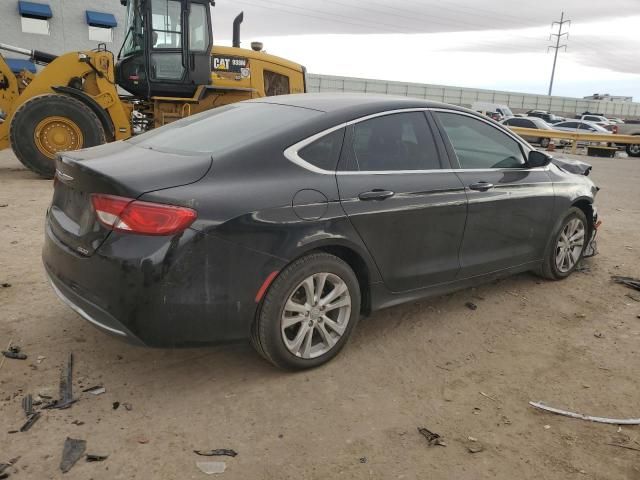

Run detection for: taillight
[[90, 194, 197, 235]]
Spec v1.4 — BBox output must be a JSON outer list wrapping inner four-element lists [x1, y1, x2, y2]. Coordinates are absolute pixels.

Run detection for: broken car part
[[194, 449, 238, 457], [19, 412, 41, 432], [46, 354, 75, 409], [529, 401, 640, 425], [611, 275, 640, 292], [1, 346, 27, 360], [59, 437, 86, 473], [86, 454, 108, 462], [417, 427, 446, 446]]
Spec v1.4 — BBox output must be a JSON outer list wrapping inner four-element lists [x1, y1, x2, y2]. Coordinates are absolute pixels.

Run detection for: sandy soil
[[1, 149, 639, 480]]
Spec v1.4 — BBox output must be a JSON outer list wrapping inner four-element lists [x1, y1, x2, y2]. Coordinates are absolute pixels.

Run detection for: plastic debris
[[82, 386, 106, 395], [46, 354, 75, 409], [529, 401, 640, 425], [467, 441, 484, 453], [196, 461, 226, 474], [59, 437, 86, 473], [20, 411, 41, 432], [194, 449, 238, 458], [2, 346, 27, 360], [86, 454, 108, 462], [22, 394, 33, 417], [465, 302, 478, 311], [612, 275, 640, 292], [417, 427, 446, 446]]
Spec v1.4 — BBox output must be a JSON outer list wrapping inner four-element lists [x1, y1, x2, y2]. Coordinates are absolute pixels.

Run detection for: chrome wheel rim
[[630, 144, 640, 154], [555, 218, 585, 273], [281, 272, 351, 359]]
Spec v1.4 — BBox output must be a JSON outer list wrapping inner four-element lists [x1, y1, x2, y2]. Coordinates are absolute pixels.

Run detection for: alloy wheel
[[555, 218, 585, 273], [281, 272, 351, 359]]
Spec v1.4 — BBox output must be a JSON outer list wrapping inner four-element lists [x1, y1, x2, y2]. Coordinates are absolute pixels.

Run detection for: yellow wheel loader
[[0, 0, 306, 178]]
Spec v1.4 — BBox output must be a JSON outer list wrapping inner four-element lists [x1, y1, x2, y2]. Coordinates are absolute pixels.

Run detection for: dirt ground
[[1, 148, 639, 480]]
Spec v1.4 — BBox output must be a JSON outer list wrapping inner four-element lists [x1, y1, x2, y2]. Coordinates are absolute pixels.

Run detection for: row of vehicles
[[472, 102, 640, 156]]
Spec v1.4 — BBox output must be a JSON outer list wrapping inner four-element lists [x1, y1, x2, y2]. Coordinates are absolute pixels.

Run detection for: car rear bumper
[[42, 218, 286, 347]]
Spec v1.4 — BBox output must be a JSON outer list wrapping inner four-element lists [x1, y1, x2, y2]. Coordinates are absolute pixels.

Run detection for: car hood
[[550, 156, 592, 176]]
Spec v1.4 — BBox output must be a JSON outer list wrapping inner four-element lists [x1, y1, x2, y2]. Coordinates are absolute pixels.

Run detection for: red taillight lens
[[91, 194, 197, 235]]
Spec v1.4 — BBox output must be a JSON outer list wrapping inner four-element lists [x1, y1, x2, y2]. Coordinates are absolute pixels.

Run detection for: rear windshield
[[128, 102, 321, 154]]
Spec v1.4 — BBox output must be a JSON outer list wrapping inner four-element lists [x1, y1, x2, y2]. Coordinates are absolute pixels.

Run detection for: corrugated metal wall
[[307, 74, 640, 118]]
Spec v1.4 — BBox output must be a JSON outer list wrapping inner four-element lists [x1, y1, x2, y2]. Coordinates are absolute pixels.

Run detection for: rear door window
[[435, 112, 525, 169], [342, 112, 441, 171]]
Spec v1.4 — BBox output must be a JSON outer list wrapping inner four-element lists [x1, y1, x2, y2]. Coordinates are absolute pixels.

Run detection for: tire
[[9, 93, 106, 178], [540, 138, 550, 148], [252, 252, 361, 370], [538, 207, 588, 280], [626, 141, 640, 158]]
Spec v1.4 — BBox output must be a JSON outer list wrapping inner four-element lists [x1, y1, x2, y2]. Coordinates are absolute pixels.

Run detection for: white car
[[471, 102, 514, 119]]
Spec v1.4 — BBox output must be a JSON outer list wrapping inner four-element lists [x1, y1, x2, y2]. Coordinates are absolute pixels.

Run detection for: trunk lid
[[48, 141, 212, 256]]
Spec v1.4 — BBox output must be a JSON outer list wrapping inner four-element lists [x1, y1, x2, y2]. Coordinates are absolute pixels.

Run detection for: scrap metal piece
[[611, 275, 640, 292], [194, 449, 238, 458], [529, 401, 640, 425], [19, 412, 41, 432], [82, 386, 106, 395], [196, 461, 226, 474], [59, 437, 86, 473], [86, 454, 108, 462], [417, 427, 446, 446]]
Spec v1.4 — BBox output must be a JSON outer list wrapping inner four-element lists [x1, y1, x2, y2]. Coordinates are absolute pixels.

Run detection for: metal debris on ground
[[465, 302, 478, 311], [82, 386, 106, 395], [19, 411, 41, 432], [86, 454, 108, 462], [59, 437, 86, 473], [611, 275, 640, 292], [194, 449, 238, 458], [2, 346, 27, 360], [529, 401, 640, 425], [417, 427, 446, 446], [196, 461, 226, 474]]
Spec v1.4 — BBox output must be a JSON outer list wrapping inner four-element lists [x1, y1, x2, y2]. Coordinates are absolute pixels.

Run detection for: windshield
[[122, 0, 144, 57]]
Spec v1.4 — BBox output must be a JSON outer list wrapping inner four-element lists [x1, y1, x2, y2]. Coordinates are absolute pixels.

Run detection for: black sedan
[[43, 94, 599, 369]]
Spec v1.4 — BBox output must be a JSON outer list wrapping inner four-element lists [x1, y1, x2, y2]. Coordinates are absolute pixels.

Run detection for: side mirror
[[527, 150, 552, 168]]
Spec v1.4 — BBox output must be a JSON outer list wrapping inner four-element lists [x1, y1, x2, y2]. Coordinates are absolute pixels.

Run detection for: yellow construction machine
[[0, 1, 306, 178]]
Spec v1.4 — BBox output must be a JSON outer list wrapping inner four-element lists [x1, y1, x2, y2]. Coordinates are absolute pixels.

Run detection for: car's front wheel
[[539, 207, 588, 280], [252, 252, 361, 370]]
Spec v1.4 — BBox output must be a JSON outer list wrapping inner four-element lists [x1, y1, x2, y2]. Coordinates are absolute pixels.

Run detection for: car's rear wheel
[[540, 138, 550, 148], [252, 252, 360, 370], [538, 207, 588, 280]]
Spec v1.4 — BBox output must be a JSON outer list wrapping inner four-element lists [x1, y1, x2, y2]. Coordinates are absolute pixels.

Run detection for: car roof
[[249, 93, 468, 116]]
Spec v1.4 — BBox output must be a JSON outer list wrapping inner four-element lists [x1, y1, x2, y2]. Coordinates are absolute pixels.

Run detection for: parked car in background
[[606, 117, 625, 124], [502, 116, 555, 148], [579, 114, 618, 133], [553, 120, 611, 134], [616, 122, 640, 157], [527, 110, 564, 124], [42, 94, 599, 370], [471, 102, 514, 119]]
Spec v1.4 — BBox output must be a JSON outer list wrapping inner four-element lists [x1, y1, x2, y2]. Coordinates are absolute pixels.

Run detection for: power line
[[547, 11, 570, 95]]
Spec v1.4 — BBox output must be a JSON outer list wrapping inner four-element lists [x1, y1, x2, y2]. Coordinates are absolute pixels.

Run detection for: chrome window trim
[[284, 107, 547, 176]]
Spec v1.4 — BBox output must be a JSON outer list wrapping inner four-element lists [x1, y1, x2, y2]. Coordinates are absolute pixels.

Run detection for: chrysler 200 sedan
[[43, 94, 599, 369]]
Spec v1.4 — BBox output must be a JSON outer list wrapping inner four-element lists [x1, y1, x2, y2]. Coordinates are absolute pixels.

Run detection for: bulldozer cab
[[116, 0, 213, 98]]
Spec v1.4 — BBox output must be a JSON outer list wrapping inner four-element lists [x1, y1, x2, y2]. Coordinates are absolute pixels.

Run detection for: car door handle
[[358, 189, 395, 201], [468, 182, 494, 192]]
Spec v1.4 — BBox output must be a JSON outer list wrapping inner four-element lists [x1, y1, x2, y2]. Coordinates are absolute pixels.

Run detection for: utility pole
[[547, 12, 570, 96]]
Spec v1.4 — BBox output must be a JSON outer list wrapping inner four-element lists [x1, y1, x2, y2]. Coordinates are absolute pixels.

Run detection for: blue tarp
[[18, 1, 52, 19], [5, 58, 37, 74], [85, 11, 117, 28]]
